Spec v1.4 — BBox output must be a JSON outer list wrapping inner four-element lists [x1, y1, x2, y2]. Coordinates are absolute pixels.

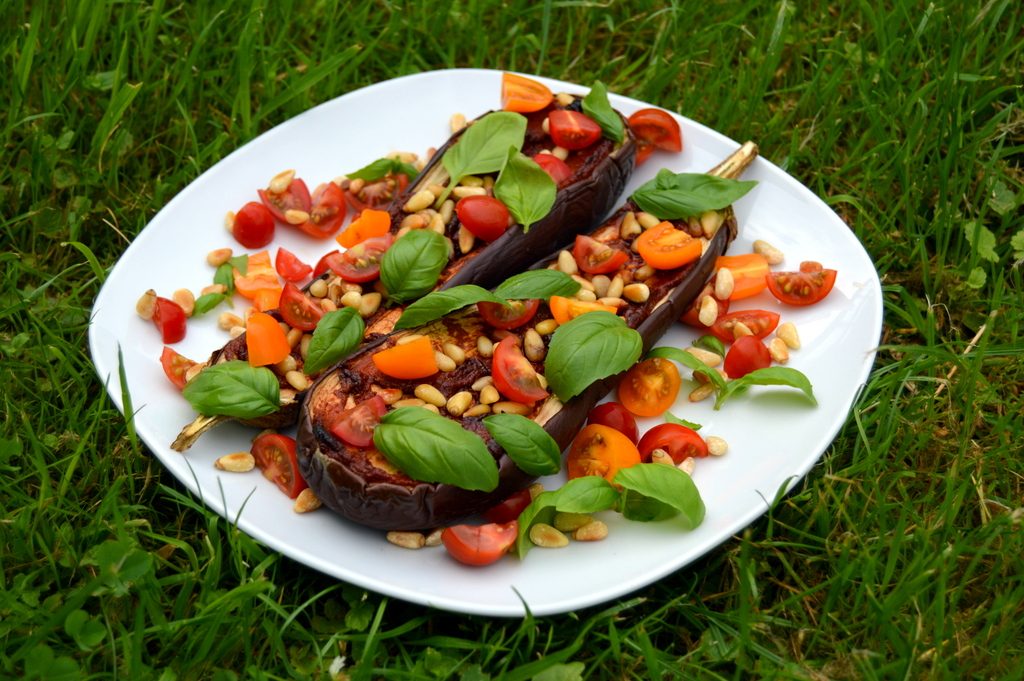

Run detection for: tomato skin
[[548, 110, 602, 150], [572, 235, 629, 274], [160, 347, 197, 389], [636, 222, 701, 270], [680, 282, 730, 328], [637, 424, 708, 464], [456, 195, 510, 242], [441, 521, 518, 566], [567, 424, 641, 481], [297, 181, 347, 239], [477, 299, 540, 330], [251, 433, 308, 499], [627, 109, 683, 164], [329, 396, 387, 448], [716, 253, 770, 300], [532, 153, 573, 185], [337, 208, 390, 249], [548, 296, 618, 324], [343, 174, 408, 213], [326, 234, 392, 283], [586, 402, 639, 444], [617, 357, 681, 418], [501, 72, 553, 113], [766, 266, 837, 306], [232, 201, 276, 249], [492, 335, 548, 406], [313, 250, 340, 278], [275, 248, 312, 283], [152, 297, 187, 343], [372, 337, 438, 380], [482, 488, 533, 524], [709, 310, 780, 343], [278, 282, 323, 332], [258, 178, 311, 223], [724, 335, 772, 379]]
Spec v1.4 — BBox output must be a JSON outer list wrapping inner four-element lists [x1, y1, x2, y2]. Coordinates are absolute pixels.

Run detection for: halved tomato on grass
[[492, 335, 548, 406], [548, 110, 602, 150], [275, 248, 312, 283], [251, 433, 308, 499], [766, 264, 837, 306], [152, 297, 187, 344], [637, 424, 707, 464], [324, 234, 392, 283], [617, 357, 681, 417], [628, 109, 682, 165], [160, 347, 197, 389], [501, 73, 552, 113], [573, 235, 628, 274], [478, 299, 540, 329], [259, 177, 311, 223], [532, 153, 573, 185], [442, 521, 519, 566], [297, 181, 346, 239], [567, 424, 641, 482], [636, 222, 701, 270], [708, 309, 780, 343], [329, 395, 387, 448], [278, 282, 323, 331]]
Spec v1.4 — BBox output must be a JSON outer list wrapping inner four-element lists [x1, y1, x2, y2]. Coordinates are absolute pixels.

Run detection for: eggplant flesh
[[297, 143, 759, 531], [170, 98, 637, 451]]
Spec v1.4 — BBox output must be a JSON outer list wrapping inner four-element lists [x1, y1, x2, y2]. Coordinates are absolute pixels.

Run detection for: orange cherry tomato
[[501, 73, 552, 113], [491, 335, 548, 406], [567, 424, 641, 482], [234, 251, 283, 311], [246, 311, 292, 366], [548, 296, 618, 325], [715, 253, 769, 300], [160, 347, 197, 389], [572, 235, 629, 274], [441, 521, 519, 566], [627, 109, 683, 165], [336, 208, 391, 249], [708, 309, 780, 343], [766, 264, 837, 306], [636, 222, 702, 270], [371, 337, 438, 379], [617, 357, 681, 417], [251, 433, 307, 499]]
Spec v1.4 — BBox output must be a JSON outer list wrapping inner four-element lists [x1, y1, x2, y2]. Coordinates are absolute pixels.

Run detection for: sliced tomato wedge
[[278, 282, 323, 332], [637, 424, 707, 464], [296, 181, 346, 239], [532, 153, 573, 185], [708, 309, 781, 343], [548, 110, 602, 150], [501, 73, 553, 113], [329, 396, 387, 448], [548, 296, 618, 325], [336, 208, 391, 248], [477, 299, 540, 330], [636, 222, 701, 270], [258, 177, 311, 223], [567, 424, 641, 482], [343, 173, 409, 214], [441, 521, 518, 566], [572, 235, 629, 274], [313, 250, 340, 278], [627, 109, 682, 164], [152, 297, 187, 344], [251, 433, 307, 499], [766, 264, 837, 306], [275, 248, 312, 282], [492, 335, 547, 406], [160, 347, 198, 389], [325, 234, 392, 283], [724, 335, 772, 378], [482, 489, 533, 524]]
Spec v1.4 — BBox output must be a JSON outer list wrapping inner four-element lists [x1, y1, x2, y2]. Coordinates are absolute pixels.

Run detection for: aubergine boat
[[296, 142, 759, 530], [171, 93, 637, 451]]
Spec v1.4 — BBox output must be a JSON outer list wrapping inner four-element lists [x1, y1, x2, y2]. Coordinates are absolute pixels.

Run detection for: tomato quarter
[[532, 153, 573, 185], [567, 424, 641, 481], [572, 235, 628, 274], [477, 299, 540, 330], [325, 234, 392, 283], [548, 110, 602, 150], [709, 309, 780, 343], [482, 488, 533, 524], [724, 335, 772, 379], [275, 248, 312, 282], [617, 357, 681, 417], [232, 201, 276, 249], [501, 73, 553, 113], [258, 177, 311, 223], [441, 521, 518, 566], [637, 424, 707, 464], [152, 297, 187, 343], [766, 264, 837, 306], [160, 347, 197, 389], [492, 335, 548, 406], [343, 173, 408, 213], [586, 402, 639, 444], [251, 433, 308, 499], [627, 109, 683, 164], [329, 396, 387, 448], [456, 195, 511, 242], [296, 181, 346, 239], [636, 222, 702, 270], [278, 282, 323, 332]]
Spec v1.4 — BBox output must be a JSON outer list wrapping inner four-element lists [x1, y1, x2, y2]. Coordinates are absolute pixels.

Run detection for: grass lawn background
[[2, 1, 1022, 678]]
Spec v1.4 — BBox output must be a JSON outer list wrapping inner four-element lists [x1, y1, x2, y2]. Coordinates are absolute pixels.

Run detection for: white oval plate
[[90, 69, 882, 617]]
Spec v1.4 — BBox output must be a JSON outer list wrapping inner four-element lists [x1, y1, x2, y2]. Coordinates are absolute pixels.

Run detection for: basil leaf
[[514, 477, 619, 558], [582, 80, 624, 143], [303, 308, 366, 375], [379, 229, 450, 303], [192, 292, 227, 316], [714, 366, 816, 409], [346, 157, 419, 182], [665, 412, 701, 430], [693, 334, 726, 357], [181, 361, 279, 419], [632, 170, 757, 219], [493, 147, 557, 233], [373, 407, 498, 492], [647, 346, 727, 392], [493, 269, 580, 301], [438, 111, 527, 204], [545, 312, 642, 401], [614, 464, 705, 528], [228, 254, 249, 275], [483, 414, 561, 476], [214, 263, 235, 295], [394, 285, 507, 330]]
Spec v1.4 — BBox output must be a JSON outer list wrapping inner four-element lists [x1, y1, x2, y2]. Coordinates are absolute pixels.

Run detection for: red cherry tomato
[[709, 310, 780, 343], [617, 357, 681, 417], [477, 299, 540, 330], [160, 347, 197, 390], [567, 424, 641, 481], [491, 335, 548, 406], [766, 265, 838, 306], [325, 235, 392, 283], [627, 108, 683, 165], [637, 424, 707, 464], [343, 173, 409, 213], [313, 250, 339, 278], [456, 195, 511, 242], [251, 433, 308, 499], [258, 177, 311, 222], [232, 201, 276, 249], [152, 297, 186, 343], [482, 488, 533, 524], [329, 396, 387, 448], [548, 110, 602, 150], [532, 153, 573, 185], [441, 521, 518, 566], [680, 282, 730, 328], [297, 181, 347, 239], [572, 235, 629, 275], [277, 282, 323, 332], [724, 335, 772, 379], [586, 402, 639, 444], [275, 248, 312, 282]]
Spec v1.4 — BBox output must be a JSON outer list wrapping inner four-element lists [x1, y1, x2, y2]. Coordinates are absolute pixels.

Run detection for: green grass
[[3, 0, 1023, 678]]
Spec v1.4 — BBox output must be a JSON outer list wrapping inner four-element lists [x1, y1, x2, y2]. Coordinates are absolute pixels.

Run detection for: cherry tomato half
[[636, 222, 701, 270], [548, 110, 602, 150], [492, 335, 548, 406], [258, 177, 311, 223], [501, 73, 553, 113], [313, 250, 339, 278], [278, 282, 323, 332], [716, 253, 769, 300], [567, 424, 641, 482], [297, 181, 346, 239], [532, 153, 573, 185], [586, 402, 639, 444], [680, 282, 730, 328], [627, 109, 683, 165], [617, 357, 681, 418], [766, 265, 837, 306], [456, 195, 511, 242], [275, 248, 312, 283], [548, 296, 619, 325], [708, 310, 780, 343], [152, 297, 187, 344], [329, 395, 387, 448], [160, 347, 197, 390], [724, 335, 772, 379], [482, 488, 533, 524], [232, 201, 276, 249], [637, 424, 707, 464], [325, 234, 392, 283], [251, 433, 308, 499], [441, 521, 518, 566], [343, 173, 409, 213], [477, 299, 540, 330], [573, 235, 629, 274]]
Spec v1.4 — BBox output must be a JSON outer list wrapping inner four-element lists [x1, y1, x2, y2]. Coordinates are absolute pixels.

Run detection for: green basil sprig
[[665, 412, 702, 430], [192, 292, 228, 316], [228, 254, 249, 275], [181, 361, 280, 419], [303, 308, 366, 375], [372, 407, 498, 491], [545, 312, 642, 401], [632, 169, 757, 220], [614, 464, 705, 527], [346, 157, 419, 182], [647, 346, 726, 391], [515, 476, 620, 558], [493, 147, 557, 233], [582, 80, 624, 143], [483, 414, 561, 477], [492, 270, 580, 301], [693, 334, 726, 357], [715, 366, 816, 409], [379, 230, 449, 303], [437, 111, 527, 205], [214, 263, 235, 296], [394, 285, 507, 330]]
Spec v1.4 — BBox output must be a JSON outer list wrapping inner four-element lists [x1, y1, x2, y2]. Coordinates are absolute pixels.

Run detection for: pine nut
[[206, 248, 233, 266], [218, 312, 243, 330], [552, 146, 569, 161], [397, 333, 424, 345], [229, 326, 246, 339], [460, 175, 484, 187], [224, 211, 236, 233], [689, 383, 715, 402], [571, 275, 594, 292], [493, 401, 531, 415], [285, 371, 309, 391], [529, 483, 545, 499], [275, 354, 297, 374], [285, 209, 310, 225], [700, 210, 724, 238], [677, 457, 697, 475], [201, 283, 227, 296], [292, 488, 321, 513], [536, 373, 548, 389], [439, 199, 455, 225], [136, 289, 157, 320], [596, 297, 624, 308], [732, 321, 754, 339], [477, 336, 493, 357], [300, 334, 312, 358], [403, 189, 435, 213], [340, 291, 361, 309], [414, 384, 446, 407], [576, 289, 597, 302], [574, 520, 609, 542], [606, 274, 624, 300], [308, 278, 328, 298], [449, 112, 467, 133], [479, 385, 500, 405], [386, 531, 425, 549], [589, 275, 610, 298], [400, 213, 428, 230], [452, 186, 486, 199], [637, 212, 661, 229], [685, 346, 722, 367], [422, 403, 440, 414], [557, 250, 578, 275], [428, 212, 446, 233], [529, 523, 569, 548], [651, 449, 674, 465], [777, 322, 801, 349], [701, 239, 710, 256], [268, 169, 295, 194], [279, 388, 297, 404], [541, 116, 550, 134], [393, 398, 425, 408], [623, 283, 650, 303], [435, 351, 456, 372], [442, 342, 466, 364], [215, 452, 255, 472], [371, 386, 403, 404], [555, 92, 574, 107], [471, 375, 493, 391], [715, 268, 735, 300], [320, 298, 337, 313], [553, 512, 592, 532], [464, 404, 491, 417], [424, 528, 444, 547], [534, 319, 559, 336], [620, 211, 642, 238], [524, 329, 545, 361], [768, 337, 790, 363], [706, 435, 728, 457], [698, 296, 719, 326], [358, 292, 382, 317], [458, 226, 475, 253], [753, 239, 785, 265], [346, 178, 364, 194], [446, 391, 473, 416], [172, 288, 195, 316]]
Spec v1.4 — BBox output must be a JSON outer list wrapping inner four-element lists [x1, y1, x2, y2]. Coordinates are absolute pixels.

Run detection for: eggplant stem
[[171, 414, 228, 452], [708, 141, 758, 179]]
